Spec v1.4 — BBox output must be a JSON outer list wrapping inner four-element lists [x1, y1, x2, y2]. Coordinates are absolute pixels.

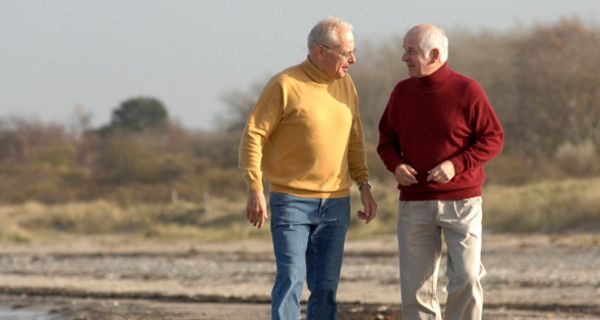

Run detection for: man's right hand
[[394, 163, 418, 186], [246, 190, 268, 228]]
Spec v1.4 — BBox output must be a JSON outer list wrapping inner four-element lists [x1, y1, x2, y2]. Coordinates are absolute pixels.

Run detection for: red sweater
[[377, 63, 504, 201]]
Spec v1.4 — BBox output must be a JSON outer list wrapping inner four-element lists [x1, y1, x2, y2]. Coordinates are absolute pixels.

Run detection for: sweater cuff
[[449, 156, 466, 175], [386, 159, 403, 173], [243, 170, 263, 192]]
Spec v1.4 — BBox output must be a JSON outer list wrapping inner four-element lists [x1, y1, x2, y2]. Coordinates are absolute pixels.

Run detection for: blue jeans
[[269, 192, 350, 320]]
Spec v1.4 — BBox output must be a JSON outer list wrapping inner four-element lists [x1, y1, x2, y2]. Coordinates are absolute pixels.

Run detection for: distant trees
[[222, 17, 600, 183], [1, 18, 599, 204], [450, 18, 600, 179], [0, 118, 68, 163], [0, 96, 246, 204], [100, 97, 168, 135]]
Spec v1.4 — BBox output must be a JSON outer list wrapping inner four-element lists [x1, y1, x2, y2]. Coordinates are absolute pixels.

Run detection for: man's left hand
[[427, 160, 455, 184], [357, 185, 377, 224]]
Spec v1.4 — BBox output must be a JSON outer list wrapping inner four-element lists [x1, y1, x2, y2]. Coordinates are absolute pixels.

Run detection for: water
[[0, 307, 57, 320]]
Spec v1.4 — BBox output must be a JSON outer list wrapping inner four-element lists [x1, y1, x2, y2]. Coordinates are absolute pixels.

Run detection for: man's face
[[319, 28, 356, 79], [402, 33, 432, 78]]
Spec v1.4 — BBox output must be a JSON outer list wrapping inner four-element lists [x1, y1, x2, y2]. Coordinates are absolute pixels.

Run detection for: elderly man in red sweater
[[377, 24, 504, 320]]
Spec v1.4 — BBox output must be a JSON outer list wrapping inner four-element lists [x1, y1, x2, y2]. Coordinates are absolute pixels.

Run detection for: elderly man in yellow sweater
[[239, 17, 377, 320]]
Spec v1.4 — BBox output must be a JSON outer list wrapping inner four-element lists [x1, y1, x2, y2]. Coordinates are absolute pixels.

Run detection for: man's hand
[[427, 160, 455, 184], [357, 184, 377, 224], [246, 190, 268, 228], [394, 163, 418, 186]]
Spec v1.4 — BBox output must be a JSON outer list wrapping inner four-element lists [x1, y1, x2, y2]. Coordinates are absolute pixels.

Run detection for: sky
[[1, 1, 598, 131]]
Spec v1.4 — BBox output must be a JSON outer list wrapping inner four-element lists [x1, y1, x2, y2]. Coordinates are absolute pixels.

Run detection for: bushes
[[483, 178, 600, 232], [3, 18, 600, 204], [0, 117, 245, 204], [4, 177, 598, 244], [554, 139, 600, 176]]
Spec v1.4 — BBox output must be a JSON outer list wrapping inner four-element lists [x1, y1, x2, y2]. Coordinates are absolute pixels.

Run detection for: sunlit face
[[317, 28, 356, 79], [402, 33, 433, 78]]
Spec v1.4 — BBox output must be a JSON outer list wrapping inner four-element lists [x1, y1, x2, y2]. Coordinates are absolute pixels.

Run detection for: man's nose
[[348, 52, 356, 64]]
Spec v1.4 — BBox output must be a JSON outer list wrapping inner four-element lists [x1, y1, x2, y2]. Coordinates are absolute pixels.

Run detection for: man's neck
[[418, 62, 444, 78]]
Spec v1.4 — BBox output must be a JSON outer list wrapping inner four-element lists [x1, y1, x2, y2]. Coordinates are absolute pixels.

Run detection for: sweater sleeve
[[449, 86, 504, 174], [238, 79, 285, 191], [347, 84, 369, 183], [377, 90, 404, 173]]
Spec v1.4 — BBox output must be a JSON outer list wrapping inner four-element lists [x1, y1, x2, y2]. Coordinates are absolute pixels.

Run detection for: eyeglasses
[[320, 44, 356, 59]]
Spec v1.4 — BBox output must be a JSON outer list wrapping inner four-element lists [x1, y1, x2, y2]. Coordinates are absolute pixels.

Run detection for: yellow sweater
[[239, 58, 369, 198]]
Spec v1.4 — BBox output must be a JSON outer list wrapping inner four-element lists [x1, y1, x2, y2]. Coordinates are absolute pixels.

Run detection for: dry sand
[[0, 234, 598, 319]]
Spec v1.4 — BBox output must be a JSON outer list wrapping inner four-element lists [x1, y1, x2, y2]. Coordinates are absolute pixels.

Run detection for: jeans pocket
[[269, 192, 315, 227], [269, 192, 288, 210]]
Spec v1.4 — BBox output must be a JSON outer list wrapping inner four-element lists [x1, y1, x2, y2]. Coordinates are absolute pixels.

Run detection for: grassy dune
[[484, 177, 600, 232], [1, 178, 599, 243], [0, 197, 265, 243], [347, 177, 600, 238]]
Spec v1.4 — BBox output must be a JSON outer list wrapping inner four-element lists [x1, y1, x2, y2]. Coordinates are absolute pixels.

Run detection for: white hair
[[307, 16, 353, 52], [414, 24, 449, 63]]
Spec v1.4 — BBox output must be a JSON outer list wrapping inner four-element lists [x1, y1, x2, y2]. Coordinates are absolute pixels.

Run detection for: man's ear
[[311, 45, 324, 60], [429, 48, 440, 64], [319, 45, 328, 58]]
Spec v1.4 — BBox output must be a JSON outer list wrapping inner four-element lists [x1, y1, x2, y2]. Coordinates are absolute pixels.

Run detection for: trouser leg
[[271, 223, 309, 320], [306, 197, 350, 320], [269, 193, 315, 320], [437, 197, 485, 320], [397, 200, 443, 320]]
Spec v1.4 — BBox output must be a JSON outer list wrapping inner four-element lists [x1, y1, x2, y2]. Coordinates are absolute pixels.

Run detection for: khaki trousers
[[397, 197, 485, 320]]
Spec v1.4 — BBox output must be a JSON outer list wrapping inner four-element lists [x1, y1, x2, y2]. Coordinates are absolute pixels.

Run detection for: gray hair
[[411, 24, 449, 63], [307, 17, 353, 52]]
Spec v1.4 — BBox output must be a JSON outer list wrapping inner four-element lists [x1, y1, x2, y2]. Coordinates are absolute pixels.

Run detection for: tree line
[[226, 17, 600, 183], [1, 17, 598, 204]]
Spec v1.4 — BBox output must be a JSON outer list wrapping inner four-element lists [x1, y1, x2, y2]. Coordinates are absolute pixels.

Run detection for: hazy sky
[[1, 1, 598, 130]]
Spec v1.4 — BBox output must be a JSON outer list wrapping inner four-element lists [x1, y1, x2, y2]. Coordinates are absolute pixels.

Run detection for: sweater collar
[[301, 57, 335, 84], [416, 62, 451, 89]]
